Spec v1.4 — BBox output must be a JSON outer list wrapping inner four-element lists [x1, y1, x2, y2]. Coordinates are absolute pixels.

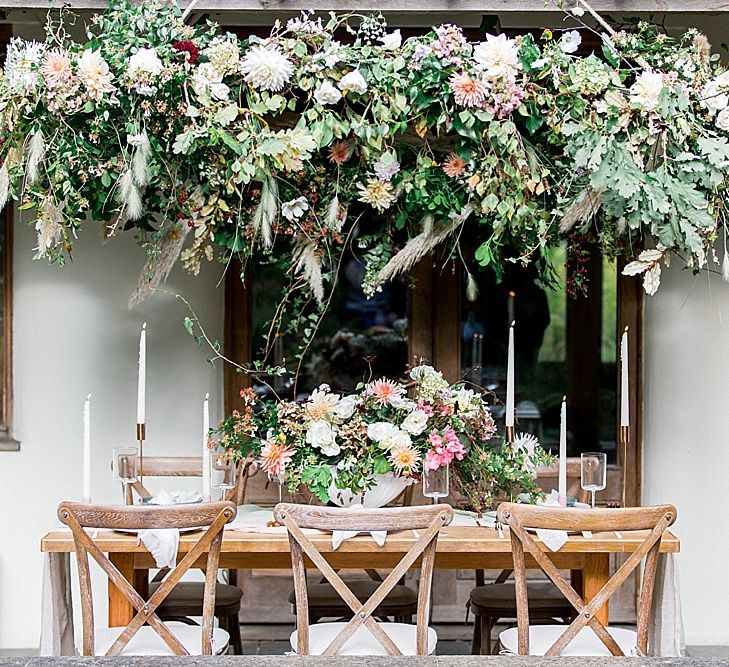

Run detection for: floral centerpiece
[[212, 364, 551, 508]]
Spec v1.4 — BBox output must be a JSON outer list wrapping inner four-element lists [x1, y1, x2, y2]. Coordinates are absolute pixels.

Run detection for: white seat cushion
[[290, 622, 437, 655], [90, 622, 229, 656], [499, 625, 637, 656]]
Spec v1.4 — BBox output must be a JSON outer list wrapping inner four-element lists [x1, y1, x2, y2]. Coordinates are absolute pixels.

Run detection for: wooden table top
[[41, 525, 680, 556]]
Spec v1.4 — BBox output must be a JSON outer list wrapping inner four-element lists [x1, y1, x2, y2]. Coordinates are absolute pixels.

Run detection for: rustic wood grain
[[276, 503, 453, 656], [497, 503, 675, 656]]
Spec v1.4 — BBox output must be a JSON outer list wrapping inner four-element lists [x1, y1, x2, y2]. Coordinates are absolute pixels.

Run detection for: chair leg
[[479, 614, 493, 655], [227, 613, 243, 655], [470, 612, 481, 655]]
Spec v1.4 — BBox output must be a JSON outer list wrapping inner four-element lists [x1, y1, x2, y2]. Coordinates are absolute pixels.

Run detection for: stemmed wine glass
[[210, 449, 236, 499], [423, 465, 449, 504], [581, 452, 607, 509]]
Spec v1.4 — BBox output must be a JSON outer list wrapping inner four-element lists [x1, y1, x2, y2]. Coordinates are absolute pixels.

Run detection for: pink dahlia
[[449, 72, 488, 108]]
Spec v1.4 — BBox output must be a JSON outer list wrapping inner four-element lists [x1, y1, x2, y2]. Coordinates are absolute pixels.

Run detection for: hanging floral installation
[[1, 0, 729, 314]]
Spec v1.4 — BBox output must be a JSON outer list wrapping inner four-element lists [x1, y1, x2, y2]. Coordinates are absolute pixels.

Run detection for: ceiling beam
[[0, 0, 726, 12]]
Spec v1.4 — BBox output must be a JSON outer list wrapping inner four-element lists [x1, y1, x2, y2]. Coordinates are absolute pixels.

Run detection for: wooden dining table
[[40, 523, 680, 629]]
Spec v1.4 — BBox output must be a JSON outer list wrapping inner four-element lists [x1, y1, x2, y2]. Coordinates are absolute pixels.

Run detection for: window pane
[[251, 252, 408, 397]]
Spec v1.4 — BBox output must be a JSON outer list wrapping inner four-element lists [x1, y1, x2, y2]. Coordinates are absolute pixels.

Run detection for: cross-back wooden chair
[[274, 503, 453, 656], [468, 458, 587, 654], [496, 502, 677, 656], [120, 455, 253, 655], [287, 484, 419, 625], [58, 501, 237, 656]]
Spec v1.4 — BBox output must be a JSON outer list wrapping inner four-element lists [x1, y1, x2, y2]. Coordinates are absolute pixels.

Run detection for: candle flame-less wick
[[204, 393, 209, 401], [86, 393, 91, 401]]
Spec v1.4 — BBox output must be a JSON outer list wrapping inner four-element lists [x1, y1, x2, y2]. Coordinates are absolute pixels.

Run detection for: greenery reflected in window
[[252, 252, 408, 398]]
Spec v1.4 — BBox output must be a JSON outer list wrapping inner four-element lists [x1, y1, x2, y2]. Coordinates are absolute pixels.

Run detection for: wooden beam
[[0, 0, 724, 11]]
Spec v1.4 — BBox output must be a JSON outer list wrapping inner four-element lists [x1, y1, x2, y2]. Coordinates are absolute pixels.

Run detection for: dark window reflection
[[461, 245, 617, 462], [252, 252, 408, 398]]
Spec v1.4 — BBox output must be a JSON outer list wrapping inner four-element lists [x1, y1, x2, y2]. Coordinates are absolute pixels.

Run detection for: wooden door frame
[[223, 253, 642, 506]]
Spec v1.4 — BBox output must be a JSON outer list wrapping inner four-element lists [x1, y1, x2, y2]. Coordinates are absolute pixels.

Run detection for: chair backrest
[[123, 455, 252, 506], [535, 458, 589, 504], [496, 502, 676, 657], [273, 503, 453, 656], [58, 501, 237, 656]]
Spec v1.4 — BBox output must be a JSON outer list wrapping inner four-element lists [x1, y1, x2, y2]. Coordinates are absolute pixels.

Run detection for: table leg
[[108, 553, 134, 627], [583, 552, 610, 626]]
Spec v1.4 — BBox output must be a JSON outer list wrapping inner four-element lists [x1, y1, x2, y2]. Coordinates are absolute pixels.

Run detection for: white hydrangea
[[338, 69, 368, 94], [313, 79, 342, 105], [241, 44, 294, 92], [305, 420, 340, 456], [629, 71, 664, 111], [204, 38, 241, 77], [473, 34, 520, 79], [128, 47, 163, 77], [401, 409, 429, 436], [5, 38, 46, 93], [379, 30, 402, 51]]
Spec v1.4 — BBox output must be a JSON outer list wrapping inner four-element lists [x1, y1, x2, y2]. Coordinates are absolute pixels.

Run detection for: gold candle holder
[[136, 422, 146, 484], [619, 425, 629, 509], [505, 425, 515, 444]]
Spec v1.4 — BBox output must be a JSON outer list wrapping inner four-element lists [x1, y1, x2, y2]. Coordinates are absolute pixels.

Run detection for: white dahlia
[[77, 49, 116, 100], [473, 34, 520, 79], [629, 71, 664, 111], [240, 44, 294, 92], [5, 38, 45, 93]]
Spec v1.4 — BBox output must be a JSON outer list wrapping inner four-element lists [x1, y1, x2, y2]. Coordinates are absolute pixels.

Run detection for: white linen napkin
[[137, 489, 202, 568], [331, 503, 387, 550]]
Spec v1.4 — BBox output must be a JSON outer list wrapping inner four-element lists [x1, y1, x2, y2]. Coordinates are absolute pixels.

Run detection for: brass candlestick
[[620, 425, 629, 509], [136, 422, 146, 485], [505, 425, 515, 444]]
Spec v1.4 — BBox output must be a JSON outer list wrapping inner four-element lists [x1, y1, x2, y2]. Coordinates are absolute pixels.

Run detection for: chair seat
[[289, 581, 417, 611], [90, 622, 229, 656], [499, 625, 638, 656], [149, 582, 242, 615], [470, 582, 573, 613], [290, 621, 437, 656]]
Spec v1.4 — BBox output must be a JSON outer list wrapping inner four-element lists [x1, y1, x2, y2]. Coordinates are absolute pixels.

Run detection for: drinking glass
[[423, 465, 449, 503], [581, 452, 607, 509], [112, 447, 138, 484], [210, 449, 236, 498]]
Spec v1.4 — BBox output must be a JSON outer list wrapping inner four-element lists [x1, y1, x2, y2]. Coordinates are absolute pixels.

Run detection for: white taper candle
[[620, 326, 629, 428], [137, 323, 147, 425], [202, 393, 211, 502], [505, 322, 515, 427], [558, 396, 567, 506], [83, 394, 91, 504]]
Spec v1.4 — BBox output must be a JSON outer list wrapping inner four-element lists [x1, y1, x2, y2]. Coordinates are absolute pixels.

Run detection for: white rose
[[401, 409, 429, 436], [716, 107, 729, 131], [338, 69, 368, 94], [454, 388, 476, 412], [333, 394, 357, 421], [305, 420, 340, 456], [128, 47, 164, 77], [389, 429, 412, 450], [390, 395, 416, 411], [379, 30, 402, 51], [367, 421, 398, 443], [409, 364, 437, 380], [313, 79, 343, 105]]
